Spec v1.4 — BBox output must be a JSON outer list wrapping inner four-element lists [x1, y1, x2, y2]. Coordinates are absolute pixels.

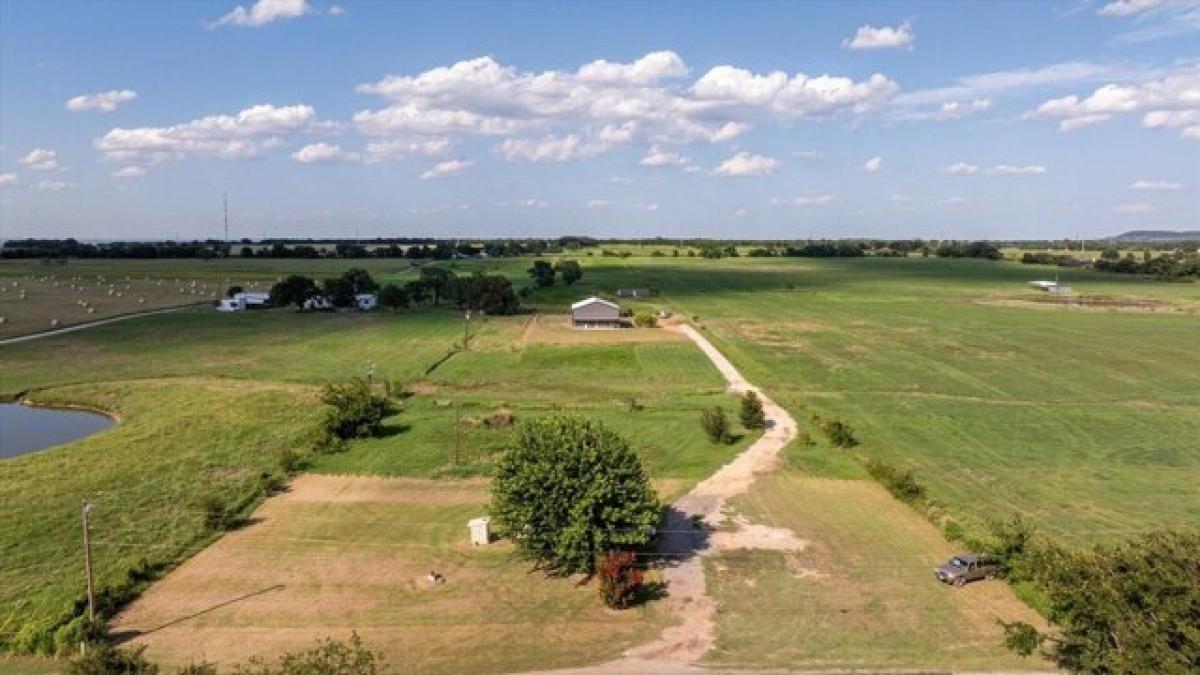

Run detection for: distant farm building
[[616, 287, 653, 298], [1029, 280, 1072, 295], [216, 291, 270, 312], [571, 296, 623, 329], [303, 295, 334, 310], [355, 293, 379, 311]]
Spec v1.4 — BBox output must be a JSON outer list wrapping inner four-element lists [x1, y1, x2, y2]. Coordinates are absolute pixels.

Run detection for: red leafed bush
[[598, 550, 643, 609]]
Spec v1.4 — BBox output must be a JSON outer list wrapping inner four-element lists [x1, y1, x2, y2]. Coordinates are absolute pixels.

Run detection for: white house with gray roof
[[571, 296, 623, 329]]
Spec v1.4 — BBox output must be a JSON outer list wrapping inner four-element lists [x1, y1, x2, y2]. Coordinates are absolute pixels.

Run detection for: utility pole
[[81, 501, 95, 624], [223, 193, 229, 246]]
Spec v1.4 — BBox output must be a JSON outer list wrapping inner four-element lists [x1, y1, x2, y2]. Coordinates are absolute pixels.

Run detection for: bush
[[277, 448, 304, 473], [984, 514, 1035, 577], [490, 416, 660, 574], [232, 633, 380, 675], [632, 311, 657, 327], [69, 644, 159, 675], [598, 550, 644, 609], [178, 665, 219, 675], [700, 406, 732, 444], [821, 419, 858, 448], [863, 458, 925, 504], [199, 494, 235, 531], [320, 378, 390, 440], [739, 391, 766, 430]]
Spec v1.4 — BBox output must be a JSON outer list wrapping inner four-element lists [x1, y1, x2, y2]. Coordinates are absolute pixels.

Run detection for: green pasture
[[0, 292, 750, 653]]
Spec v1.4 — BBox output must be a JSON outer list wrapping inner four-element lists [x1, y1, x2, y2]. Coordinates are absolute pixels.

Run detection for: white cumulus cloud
[[210, 0, 312, 28], [713, 151, 780, 177], [352, 52, 896, 155], [1026, 69, 1200, 139], [1129, 179, 1183, 190], [66, 89, 137, 113], [291, 142, 361, 164], [420, 159, 474, 179], [793, 194, 836, 205], [95, 103, 318, 164], [941, 161, 1047, 175], [0, 172, 17, 187], [20, 148, 60, 171], [35, 180, 72, 191], [639, 145, 689, 167], [112, 166, 146, 178], [1098, 0, 1166, 17], [842, 21, 915, 50], [863, 156, 883, 172]]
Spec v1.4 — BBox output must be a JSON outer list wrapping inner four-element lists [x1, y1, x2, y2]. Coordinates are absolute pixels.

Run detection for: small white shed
[[468, 516, 491, 546], [355, 293, 378, 311]]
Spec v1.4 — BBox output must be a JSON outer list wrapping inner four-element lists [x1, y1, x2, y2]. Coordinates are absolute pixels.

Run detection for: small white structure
[[1029, 280, 1072, 295], [355, 293, 378, 311], [303, 295, 334, 310], [216, 291, 271, 312], [468, 516, 491, 546], [571, 296, 622, 329]]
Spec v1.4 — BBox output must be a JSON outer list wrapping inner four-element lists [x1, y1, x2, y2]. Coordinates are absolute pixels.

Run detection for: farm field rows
[[496, 255, 1200, 543]]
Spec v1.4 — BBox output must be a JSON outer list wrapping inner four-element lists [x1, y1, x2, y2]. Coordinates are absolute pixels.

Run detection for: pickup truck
[[934, 554, 999, 587]]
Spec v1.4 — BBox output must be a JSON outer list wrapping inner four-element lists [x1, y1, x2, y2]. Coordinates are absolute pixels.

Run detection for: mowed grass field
[[704, 470, 1047, 670], [492, 254, 1199, 543], [0, 281, 751, 659]]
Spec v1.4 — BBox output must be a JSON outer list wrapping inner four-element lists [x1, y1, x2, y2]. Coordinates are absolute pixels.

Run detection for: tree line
[[268, 267, 521, 315]]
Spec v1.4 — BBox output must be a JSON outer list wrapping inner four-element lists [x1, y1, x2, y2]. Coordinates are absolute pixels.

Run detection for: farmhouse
[[571, 296, 623, 329], [216, 291, 270, 312]]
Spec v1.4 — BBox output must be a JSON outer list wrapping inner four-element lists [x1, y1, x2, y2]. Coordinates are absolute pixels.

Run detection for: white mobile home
[[216, 291, 271, 312]]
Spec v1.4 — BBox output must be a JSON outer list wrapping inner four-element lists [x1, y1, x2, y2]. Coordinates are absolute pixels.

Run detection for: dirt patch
[[978, 294, 1199, 314], [286, 474, 489, 505], [709, 514, 808, 552]]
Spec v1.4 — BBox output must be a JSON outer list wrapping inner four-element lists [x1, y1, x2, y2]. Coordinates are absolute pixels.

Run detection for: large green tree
[[268, 275, 318, 307], [555, 260, 582, 286], [490, 416, 660, 574], [527, 260, 556, 287], [1003, 529, 1200, 674]]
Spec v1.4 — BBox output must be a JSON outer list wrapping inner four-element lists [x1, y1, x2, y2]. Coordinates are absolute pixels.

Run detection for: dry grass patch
[[111, 474, 665, 673], [704, 472, 1050, 671]]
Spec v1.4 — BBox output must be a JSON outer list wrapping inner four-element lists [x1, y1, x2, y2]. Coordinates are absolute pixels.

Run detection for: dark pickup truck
[[934, 554, 999, 587]]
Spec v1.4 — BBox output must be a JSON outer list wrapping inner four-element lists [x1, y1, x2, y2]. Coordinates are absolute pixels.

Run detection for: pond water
[[0, 403, 115, 459]]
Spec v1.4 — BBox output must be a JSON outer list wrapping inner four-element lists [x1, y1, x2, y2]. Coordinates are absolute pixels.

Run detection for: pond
[[0, 403, 115, 459]]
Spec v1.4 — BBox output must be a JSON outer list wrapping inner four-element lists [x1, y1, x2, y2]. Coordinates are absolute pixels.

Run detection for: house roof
[[571, 296, 619, 311]]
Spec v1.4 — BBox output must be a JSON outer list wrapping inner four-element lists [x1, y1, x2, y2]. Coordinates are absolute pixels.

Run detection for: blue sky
[[1, 0, 1197, 241]]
